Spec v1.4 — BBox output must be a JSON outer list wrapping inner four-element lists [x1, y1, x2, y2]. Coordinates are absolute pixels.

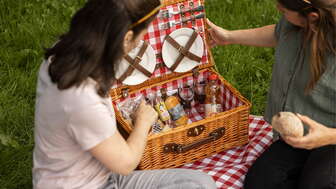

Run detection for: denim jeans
[[100, 168, 217, 189], [244, 140, 336, 189]]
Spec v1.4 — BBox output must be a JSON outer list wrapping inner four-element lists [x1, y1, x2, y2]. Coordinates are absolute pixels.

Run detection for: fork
[[159, 5, 204, 19], [159, 13, 205, 30]]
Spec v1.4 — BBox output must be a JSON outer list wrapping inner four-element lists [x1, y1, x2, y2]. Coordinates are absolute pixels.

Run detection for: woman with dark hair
[[207, 0, 336, 188], [33, 0, 216, 188]]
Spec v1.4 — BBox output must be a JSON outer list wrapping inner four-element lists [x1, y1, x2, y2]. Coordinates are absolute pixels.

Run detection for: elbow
[[122, 159, 139, 175], [118, 168, 134, 176], [106, 159, 138, 176], [115, 163, 136, 176]]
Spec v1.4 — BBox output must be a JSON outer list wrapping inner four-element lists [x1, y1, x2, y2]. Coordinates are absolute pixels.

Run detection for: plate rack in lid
[[110, 0, 215, 99], [110, 0, 251, 170]]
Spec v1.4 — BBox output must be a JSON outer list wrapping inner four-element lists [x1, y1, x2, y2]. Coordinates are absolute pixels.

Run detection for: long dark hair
[[45, 0, 160, 97], [277, 0, 336, 92]]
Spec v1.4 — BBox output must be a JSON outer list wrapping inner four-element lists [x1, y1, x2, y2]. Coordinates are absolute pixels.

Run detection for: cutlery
[[159, 13, 204, 30], [159, 5, 204, 19]]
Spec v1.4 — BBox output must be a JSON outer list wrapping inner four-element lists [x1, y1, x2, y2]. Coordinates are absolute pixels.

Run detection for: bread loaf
[[271, 112, 304, 137]]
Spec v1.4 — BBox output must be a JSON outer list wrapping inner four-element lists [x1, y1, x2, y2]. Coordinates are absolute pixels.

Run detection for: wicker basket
[[110, 0, 251, 170]]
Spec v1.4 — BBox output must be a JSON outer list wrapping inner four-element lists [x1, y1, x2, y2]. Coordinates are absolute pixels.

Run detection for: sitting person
[[206, 0, 336, 188], [32, 0, 217, 188]]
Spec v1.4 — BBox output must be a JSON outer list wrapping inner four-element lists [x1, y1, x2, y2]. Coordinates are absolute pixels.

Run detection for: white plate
[[162, 28, 204, 73], [114, 40, 156, 85]]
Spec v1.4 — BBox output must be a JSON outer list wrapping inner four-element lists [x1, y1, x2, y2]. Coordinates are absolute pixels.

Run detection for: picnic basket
[[110, 0, 251, 170]]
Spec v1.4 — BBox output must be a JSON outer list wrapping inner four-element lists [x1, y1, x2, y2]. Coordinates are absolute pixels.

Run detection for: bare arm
[[90, 101, 158, 175], [228, 25, 276, 47], [207, 19, 277, 48], [330, 129, 336, 145]]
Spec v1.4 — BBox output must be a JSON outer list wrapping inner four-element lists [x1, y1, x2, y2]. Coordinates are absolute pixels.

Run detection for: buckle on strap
[[134, 56, 142, 63], [178, 46, 183, 53], [178, 46, 188, 56]]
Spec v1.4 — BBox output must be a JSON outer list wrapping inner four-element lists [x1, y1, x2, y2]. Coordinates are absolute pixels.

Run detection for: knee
[[244, 162, 283, 189], [192, 171, 217, 189], [299, 175, 336, 189], [299, 145, 336, 189], [174, 169, 217, 189]]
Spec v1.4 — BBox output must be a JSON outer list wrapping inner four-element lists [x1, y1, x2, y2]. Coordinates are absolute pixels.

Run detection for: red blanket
[[182, 116, 273, 189]]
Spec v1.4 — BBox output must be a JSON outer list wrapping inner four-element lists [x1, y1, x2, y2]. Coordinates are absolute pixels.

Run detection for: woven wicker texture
[[110, 0, 251, 170]]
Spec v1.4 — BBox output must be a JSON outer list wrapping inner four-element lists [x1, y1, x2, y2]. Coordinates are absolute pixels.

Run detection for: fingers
[[207, 27, 215, 36], [282, 136, 300, 147], [206, 18, 217, 29], [207, 29, 217, 48], [296, 114, 318, 129], [140, 99, 147, 106], [138, 100, 153, 113], [137, 100, 148, 111], [283, 135, 313, 149], [135, 99, 158, 129], [283, 135, 304, 145], [296, 114, 310, 124], [209, 41, 217, 48]]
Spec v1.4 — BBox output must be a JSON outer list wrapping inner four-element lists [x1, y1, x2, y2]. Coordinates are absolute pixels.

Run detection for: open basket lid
[[110, 0, 214, 99]]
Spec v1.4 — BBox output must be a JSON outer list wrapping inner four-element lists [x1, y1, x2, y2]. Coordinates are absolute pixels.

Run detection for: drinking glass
[[194, 81, 206, 113], [178, 86, 194, 116]]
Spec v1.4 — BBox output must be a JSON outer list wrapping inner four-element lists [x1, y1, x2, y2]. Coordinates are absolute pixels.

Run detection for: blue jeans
[[100, 168, 217, 189]]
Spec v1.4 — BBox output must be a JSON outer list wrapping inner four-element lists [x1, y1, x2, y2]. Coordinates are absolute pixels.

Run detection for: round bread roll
[[271, 112, 304, 137]]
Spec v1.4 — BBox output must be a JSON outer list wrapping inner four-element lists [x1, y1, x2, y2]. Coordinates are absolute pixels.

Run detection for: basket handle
[[163, 127, 225, 154]]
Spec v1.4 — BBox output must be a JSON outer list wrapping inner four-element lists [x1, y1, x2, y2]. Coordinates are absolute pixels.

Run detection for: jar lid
[[209, 73, 218, 80]]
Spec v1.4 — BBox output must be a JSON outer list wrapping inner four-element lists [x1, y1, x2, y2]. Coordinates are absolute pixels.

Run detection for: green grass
[[207, 0, 279, 114], [0, 0, 279, 188]]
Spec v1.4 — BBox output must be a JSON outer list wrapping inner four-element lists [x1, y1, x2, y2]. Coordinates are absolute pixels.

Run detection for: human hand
[[206, 19, 232, 47], [283, 114, 335, 149], [134, 100, 158, 131]]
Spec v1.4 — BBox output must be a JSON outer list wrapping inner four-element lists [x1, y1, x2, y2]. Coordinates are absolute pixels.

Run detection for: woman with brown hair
[[33, 0, 216, 188], [207, 0, 335, 188]]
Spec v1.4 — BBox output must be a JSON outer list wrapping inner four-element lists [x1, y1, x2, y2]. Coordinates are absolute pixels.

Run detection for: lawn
[[0, 0, 279, 188]]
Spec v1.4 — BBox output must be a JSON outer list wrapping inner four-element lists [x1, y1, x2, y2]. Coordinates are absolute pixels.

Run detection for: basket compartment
[[112, 69, 250, 169], [113, 70, 244, 124]]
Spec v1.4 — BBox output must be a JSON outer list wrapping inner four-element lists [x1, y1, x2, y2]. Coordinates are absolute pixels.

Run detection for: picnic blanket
[[182, 115, 273, 189]]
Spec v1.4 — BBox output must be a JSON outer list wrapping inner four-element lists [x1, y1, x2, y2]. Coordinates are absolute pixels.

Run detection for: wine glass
[[178, 86, 194, 116], [194, 81, 206, 113]]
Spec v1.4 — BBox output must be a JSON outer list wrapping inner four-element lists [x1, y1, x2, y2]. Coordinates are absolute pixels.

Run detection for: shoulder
[[36, 59, 114, 118], [275, 16, 298, 40], [62, 78, 111, 113]]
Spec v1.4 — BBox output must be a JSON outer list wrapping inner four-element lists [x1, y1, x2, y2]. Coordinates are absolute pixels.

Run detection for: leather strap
[[165, 30, 202, 71], [118, 42, 152, 82]]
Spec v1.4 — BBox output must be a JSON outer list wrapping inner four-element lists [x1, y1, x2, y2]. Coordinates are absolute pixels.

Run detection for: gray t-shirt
[[264, 17, 336, 137], [33, 60, 116, 189]]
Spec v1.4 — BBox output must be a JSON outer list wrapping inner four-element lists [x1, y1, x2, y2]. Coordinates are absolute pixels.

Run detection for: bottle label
[[205, 104, 222, 116], [154, 102, 170, 122], [168, 104, 185, 121], [152, 121, 163, 133], [216, 104, 223, 112]]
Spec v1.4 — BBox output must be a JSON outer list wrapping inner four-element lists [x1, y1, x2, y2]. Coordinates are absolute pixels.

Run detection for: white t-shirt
[[33, 60, 116, 189]]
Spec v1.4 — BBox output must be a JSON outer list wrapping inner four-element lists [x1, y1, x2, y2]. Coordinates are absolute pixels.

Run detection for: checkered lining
[[113, 70, 244, 123], [112, 0, 208, 89], [112, 0, 244, 123]]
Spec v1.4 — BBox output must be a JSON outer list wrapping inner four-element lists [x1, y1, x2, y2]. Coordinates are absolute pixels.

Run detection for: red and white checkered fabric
[[113, 70, 244, 123], [181, 115, 273, 189], [144, 0, 208, 77], [112, 0, 208, 89], [112, 0, 244, 122]]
